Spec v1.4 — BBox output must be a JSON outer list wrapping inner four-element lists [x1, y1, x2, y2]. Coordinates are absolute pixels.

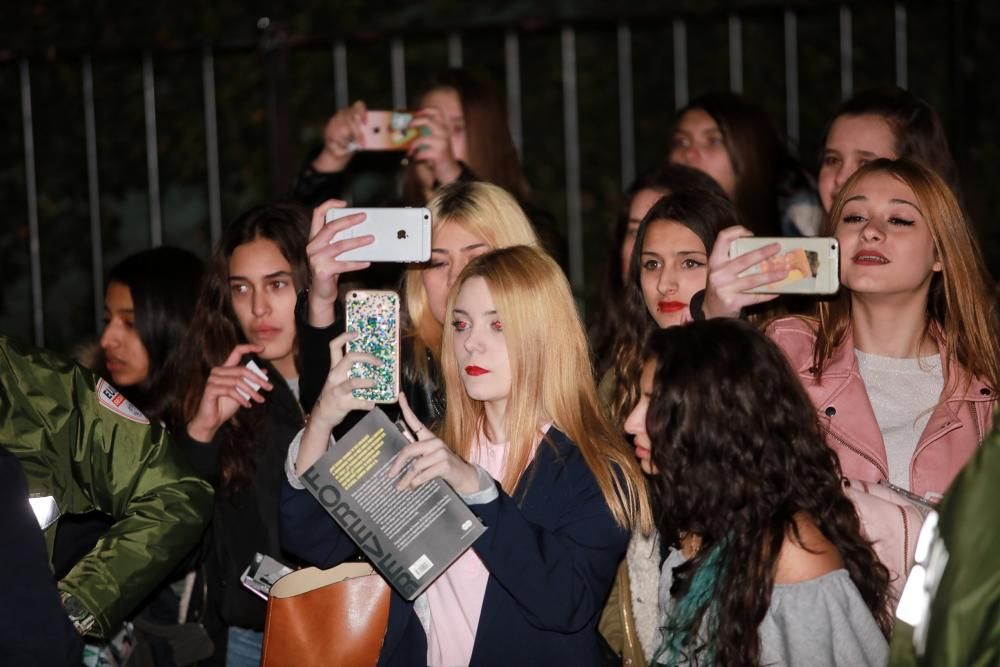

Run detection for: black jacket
[[176, 360, 304, 634], [280, 427, 629, 666]]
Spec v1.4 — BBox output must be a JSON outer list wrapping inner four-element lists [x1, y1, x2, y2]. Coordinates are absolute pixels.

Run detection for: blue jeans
[[226, 627, 263, 667]]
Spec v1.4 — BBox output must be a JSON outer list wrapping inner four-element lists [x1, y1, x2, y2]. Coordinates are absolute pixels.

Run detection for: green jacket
[[889, 409, 1000, 667], [0, 335, 213, 639]]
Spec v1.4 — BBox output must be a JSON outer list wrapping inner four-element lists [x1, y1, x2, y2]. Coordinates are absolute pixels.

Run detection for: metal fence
[[5, 1, 940, 347]]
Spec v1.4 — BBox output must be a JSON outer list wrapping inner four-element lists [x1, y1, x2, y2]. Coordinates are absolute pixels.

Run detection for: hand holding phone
[[729, 237, 840, 294]]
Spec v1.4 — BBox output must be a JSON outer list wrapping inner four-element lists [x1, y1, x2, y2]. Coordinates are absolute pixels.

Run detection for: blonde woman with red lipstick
[[283, 245, 650, 665], [177, 204, 311, 666], [765, 158, 1000, 502]]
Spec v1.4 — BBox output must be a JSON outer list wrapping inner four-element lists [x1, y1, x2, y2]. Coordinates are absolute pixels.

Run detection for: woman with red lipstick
[[298, 181, 540, 429], [282, 245, 651, 666], [590, 165, 726, 374], [766, 158, 1000, 503], [177, 204, 311, 666], [598, 189, 734, 665], [604, 188, 735, 429]]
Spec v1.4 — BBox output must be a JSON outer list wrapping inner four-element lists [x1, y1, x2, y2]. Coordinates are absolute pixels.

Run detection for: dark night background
[[1, 0, 995, 352]]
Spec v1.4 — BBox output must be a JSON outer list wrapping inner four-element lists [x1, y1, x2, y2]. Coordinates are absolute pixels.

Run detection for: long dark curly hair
[[607, 188, 736, 425], [181, 203, 310, 493], [646, 320, 892, 666]]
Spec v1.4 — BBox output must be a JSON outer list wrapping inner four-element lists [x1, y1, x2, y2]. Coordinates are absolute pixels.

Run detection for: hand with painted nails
[[295, 332, 380, 474], [387, 393, 480, 494], [313, 100, 367, 173], [186, 343, 272, 443], [305, 199, 375, 327], [702, 226, 789, 319]]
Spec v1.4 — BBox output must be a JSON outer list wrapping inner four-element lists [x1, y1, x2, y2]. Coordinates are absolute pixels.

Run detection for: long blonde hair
[[440, 245, 652, 532], [403, 181, 539, 381], [812, 158, 1000, 392]]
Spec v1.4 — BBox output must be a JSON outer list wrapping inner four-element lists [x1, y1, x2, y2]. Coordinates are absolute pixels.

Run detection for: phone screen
[[345, 291, 400, 403]]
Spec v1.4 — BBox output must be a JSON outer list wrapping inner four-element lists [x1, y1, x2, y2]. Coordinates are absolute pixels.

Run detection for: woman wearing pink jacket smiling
[[706, 158, 1000, 502]]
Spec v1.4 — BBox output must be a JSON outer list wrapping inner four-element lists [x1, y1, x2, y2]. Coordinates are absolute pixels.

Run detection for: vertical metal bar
[[20, 59, 44, 346], [202, 45, 222, 246], [391, 37, 406, 108], [142, 52, 162, 246], [560, 27, 584, 295], [895, 2, 908, 89], [334, 40, 349, 108], [672, 19, 688, 109], [504, 30, 523, 158], [447, 32, 463, 68], [728, 14, 743, 94], [784, 10, 800, 146], [83, 56, 104, 334], [617, 22, 636, 188], [839, 5, 854, 99]]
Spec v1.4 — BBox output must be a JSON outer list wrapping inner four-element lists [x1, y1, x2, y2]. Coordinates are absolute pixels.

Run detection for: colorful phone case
[[345, 290, 400, 403]]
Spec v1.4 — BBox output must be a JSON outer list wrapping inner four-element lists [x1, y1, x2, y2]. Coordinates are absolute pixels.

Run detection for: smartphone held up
[[345, 290, 401, 404], [729, 237, 840, 294], [356, 111, 419, 151], [325, 207, 431, 263]]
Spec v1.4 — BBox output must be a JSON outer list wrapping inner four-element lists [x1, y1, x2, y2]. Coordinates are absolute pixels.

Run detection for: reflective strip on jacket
[[0, 335, 213, 639]]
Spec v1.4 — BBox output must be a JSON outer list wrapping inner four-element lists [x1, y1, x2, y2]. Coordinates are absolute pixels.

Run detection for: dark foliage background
[[1, 0, 994, 352]]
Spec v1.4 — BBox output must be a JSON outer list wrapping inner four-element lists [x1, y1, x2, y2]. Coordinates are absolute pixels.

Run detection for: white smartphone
[[325, 207, 431, 263], [729, 237, 840, 294]]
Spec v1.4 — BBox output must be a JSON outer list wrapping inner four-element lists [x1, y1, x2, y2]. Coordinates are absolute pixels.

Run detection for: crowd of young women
[[66, 72, 997, 667]]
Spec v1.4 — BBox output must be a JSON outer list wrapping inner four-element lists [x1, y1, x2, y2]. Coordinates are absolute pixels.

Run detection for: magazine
[[300, 408, 487, 599]]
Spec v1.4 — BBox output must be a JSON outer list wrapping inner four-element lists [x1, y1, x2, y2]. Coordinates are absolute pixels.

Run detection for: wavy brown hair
[[811, 158, 1000, 393], [441, 246, 652, 532], [181, 203, 310, 493], [646, 320, 892, 665], [608, 188, 736, 426]]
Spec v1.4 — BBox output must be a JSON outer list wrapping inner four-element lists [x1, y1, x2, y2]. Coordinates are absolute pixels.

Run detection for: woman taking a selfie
[[282, 245, 650, 665], [767, 159, 999, 501]]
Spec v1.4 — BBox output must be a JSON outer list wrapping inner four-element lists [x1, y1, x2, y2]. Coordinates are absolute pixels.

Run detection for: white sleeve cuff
[[284, 428, 335, 490], [458, 465, 499, 505]]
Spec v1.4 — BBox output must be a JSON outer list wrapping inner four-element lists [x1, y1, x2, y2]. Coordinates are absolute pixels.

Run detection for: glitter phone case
[[345, 290, 400, 404]]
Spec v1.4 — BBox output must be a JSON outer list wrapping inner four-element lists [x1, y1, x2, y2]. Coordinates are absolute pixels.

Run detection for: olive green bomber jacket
[[0, 335, 213, 639]]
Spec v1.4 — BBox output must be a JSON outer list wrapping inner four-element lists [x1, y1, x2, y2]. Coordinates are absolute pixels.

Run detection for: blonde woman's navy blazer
[[280, 426, 629, 666]]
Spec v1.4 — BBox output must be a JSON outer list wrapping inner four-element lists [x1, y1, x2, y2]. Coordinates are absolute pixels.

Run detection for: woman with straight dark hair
[[97, 246, 204, 432], [627, 319, 891, 666], [176, 203, 310, 666], [589, 165, 727, 373], [667, 92, 823, 237]]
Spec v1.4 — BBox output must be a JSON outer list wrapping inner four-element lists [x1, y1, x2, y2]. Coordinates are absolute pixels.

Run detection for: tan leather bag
[[261, 563, 390, 667]]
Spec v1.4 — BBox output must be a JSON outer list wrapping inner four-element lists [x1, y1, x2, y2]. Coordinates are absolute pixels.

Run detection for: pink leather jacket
[[768, 317, 995, 500]]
